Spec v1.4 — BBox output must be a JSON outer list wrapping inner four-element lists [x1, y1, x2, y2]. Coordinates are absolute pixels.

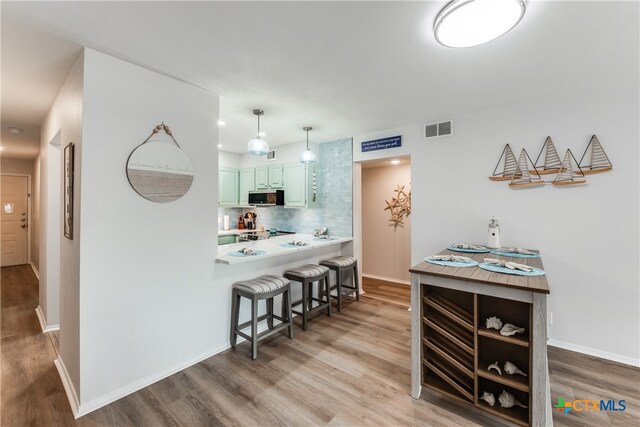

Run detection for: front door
[[1, 176, 28, 267]]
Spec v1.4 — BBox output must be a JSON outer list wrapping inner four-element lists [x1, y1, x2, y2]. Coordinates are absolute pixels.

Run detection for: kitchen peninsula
[[216, 234, 352, 265]]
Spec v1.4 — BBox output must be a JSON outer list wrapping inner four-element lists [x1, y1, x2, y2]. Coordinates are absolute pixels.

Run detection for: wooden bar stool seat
[[320, 256, 359, 311], [230, 275, 294, 360], [283, 264, 331, 331]]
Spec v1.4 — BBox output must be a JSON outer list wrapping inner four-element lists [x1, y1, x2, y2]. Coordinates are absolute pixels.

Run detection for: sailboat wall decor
[[578, 135, 613, 174], [552, 149, 587, 186], [530, 136, 562, 175], [509, 149, 544, 188], [490, 144, 520, 181]]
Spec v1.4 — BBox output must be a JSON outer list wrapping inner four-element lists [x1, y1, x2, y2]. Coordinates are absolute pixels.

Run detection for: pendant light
[[299, 126, 316, 164], [434, 0, 527, 48], [247, 109, 269, 156]]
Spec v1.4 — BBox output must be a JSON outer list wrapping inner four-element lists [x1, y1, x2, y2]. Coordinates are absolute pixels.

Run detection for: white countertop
[[216, 234, 352, 264], [218, 228, 257, 236]]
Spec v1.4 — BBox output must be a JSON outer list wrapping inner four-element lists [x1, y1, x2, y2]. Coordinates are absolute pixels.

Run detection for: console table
[[410, 248, 552, 426]]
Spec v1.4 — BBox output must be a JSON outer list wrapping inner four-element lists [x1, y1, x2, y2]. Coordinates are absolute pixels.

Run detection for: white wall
[[354, 89, 640, 365], [71, 48, 219, 412], [40, 53, 83, 340], [218, 150, 241, 168], [361, 164, 412, 283]]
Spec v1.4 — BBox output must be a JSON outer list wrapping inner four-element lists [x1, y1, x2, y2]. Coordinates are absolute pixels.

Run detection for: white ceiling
[[1, 1, 637, 158]]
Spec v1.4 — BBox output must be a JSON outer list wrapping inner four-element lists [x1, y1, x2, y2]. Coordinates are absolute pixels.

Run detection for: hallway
[[1, 265, 74, 426]]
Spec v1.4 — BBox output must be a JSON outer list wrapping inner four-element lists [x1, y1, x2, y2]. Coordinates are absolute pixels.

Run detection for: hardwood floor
[[361, 276, 411, 308], [2, 265, 638, 426]]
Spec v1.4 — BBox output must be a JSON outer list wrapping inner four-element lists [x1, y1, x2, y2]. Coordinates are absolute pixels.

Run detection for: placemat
[[425, 257, 479, 268], [490, 249, 540, 258], [447, 245, 490, 253], [228, 250, 266, 257], [479, 263, 545, 276], [280, 243, 309, 248]]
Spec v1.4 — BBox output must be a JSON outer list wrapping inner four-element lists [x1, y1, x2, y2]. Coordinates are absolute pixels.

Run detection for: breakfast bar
[[410, 248, 552, 427]]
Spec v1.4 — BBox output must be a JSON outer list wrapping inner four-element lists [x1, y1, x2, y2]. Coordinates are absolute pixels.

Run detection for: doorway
[[358, 156, 411, 307], [1, 175, 30, 266]]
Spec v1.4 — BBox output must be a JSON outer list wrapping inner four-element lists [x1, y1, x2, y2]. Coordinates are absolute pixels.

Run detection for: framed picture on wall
[[64, 142, 74, 240]]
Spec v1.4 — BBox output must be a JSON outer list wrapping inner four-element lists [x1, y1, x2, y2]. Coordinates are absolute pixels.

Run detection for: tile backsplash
[[218, 138, 353, 237]]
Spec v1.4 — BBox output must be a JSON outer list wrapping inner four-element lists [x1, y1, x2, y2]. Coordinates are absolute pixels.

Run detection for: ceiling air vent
[[424, 120, 454, 139], [264, 149, 277, 161]]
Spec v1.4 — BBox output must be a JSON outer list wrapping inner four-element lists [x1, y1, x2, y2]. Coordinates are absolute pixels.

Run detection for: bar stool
[[320, 256, 359, 311], [283, 265, 331, 331], [230, 275, 294, 360]]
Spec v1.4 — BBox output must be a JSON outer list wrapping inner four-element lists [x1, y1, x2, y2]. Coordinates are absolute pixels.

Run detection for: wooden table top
[[410, 248, 550, 294]]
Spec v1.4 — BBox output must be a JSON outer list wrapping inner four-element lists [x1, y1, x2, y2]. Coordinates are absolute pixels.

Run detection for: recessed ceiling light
[[7, 127, 24, 134], [434, 0, 526, 48], [258, 132, 266, 137], [217, 144, 223, 148], [218, 120, 225, 126], [390, 159, 401, 165]]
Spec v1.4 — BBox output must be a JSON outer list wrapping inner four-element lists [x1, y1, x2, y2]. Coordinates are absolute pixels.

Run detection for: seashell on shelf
[[498, 390, 528, 409], [487, 361, 502, 375], [500, 323, 525, 337], [480, 391, 496, 406], [486, 316, 503, 330], [504, 361, 527, 376]]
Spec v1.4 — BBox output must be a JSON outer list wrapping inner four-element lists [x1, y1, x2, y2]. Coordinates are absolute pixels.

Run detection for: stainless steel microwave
[[248, 190, 284, 206]]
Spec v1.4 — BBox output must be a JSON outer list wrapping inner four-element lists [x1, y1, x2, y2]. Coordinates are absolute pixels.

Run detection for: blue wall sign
[[361, 135, 402, 152]]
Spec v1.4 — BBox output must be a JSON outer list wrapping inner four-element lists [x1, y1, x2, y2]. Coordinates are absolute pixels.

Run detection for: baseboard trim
[[30, 262, 40, 280], [548, 339, 640, 368], [362, 273, 410, 286], [35, 306, 59, 333], [54, 357, 80, 418], [73, 343, 231, 418]]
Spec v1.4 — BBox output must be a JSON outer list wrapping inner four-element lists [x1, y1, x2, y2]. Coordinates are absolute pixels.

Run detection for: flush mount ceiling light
[[247, 109, 269, 156], [7, 126, 24, 134], [434, 0, 526, 48], [299, 126, 316, 164]]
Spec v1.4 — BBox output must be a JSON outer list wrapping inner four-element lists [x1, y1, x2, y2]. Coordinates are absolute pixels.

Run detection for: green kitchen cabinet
[[238, 168, 255, 205], [218, 167, 239, 206], [283, 163, 317, 208], [218, 234, 238, 245], [268, 165, 284, 189], [255, 166, 269, 190]]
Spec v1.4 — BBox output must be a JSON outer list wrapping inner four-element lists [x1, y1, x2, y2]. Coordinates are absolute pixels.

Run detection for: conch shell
[[504, 361, 527, 376], [486, 316, 503, 330], [480, 391, 496, 406], [487, 361, 502, 375], [500, 323, 525, 337], [498, 390, 528, 408]]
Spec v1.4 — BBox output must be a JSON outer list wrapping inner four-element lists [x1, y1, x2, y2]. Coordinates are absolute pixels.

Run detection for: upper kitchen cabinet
[[268, 165, 283, 189], [283, 163, 318, 208], [238, 168, 255, 205], [218, 167, 239, 206], [255, 166, 269, 190], [255, 165, 283, 190]]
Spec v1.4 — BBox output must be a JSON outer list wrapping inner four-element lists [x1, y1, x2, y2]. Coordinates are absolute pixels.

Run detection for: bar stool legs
[[284, 265, 331, 331], [230, 275, 293, 360], [320, 257, 360, 311]]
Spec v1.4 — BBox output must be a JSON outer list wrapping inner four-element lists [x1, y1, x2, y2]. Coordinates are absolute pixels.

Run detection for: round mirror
[[127, 140, 194, 203]]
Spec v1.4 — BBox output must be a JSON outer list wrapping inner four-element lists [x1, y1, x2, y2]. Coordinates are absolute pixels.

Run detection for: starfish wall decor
[[384, 184, 411, 230]]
